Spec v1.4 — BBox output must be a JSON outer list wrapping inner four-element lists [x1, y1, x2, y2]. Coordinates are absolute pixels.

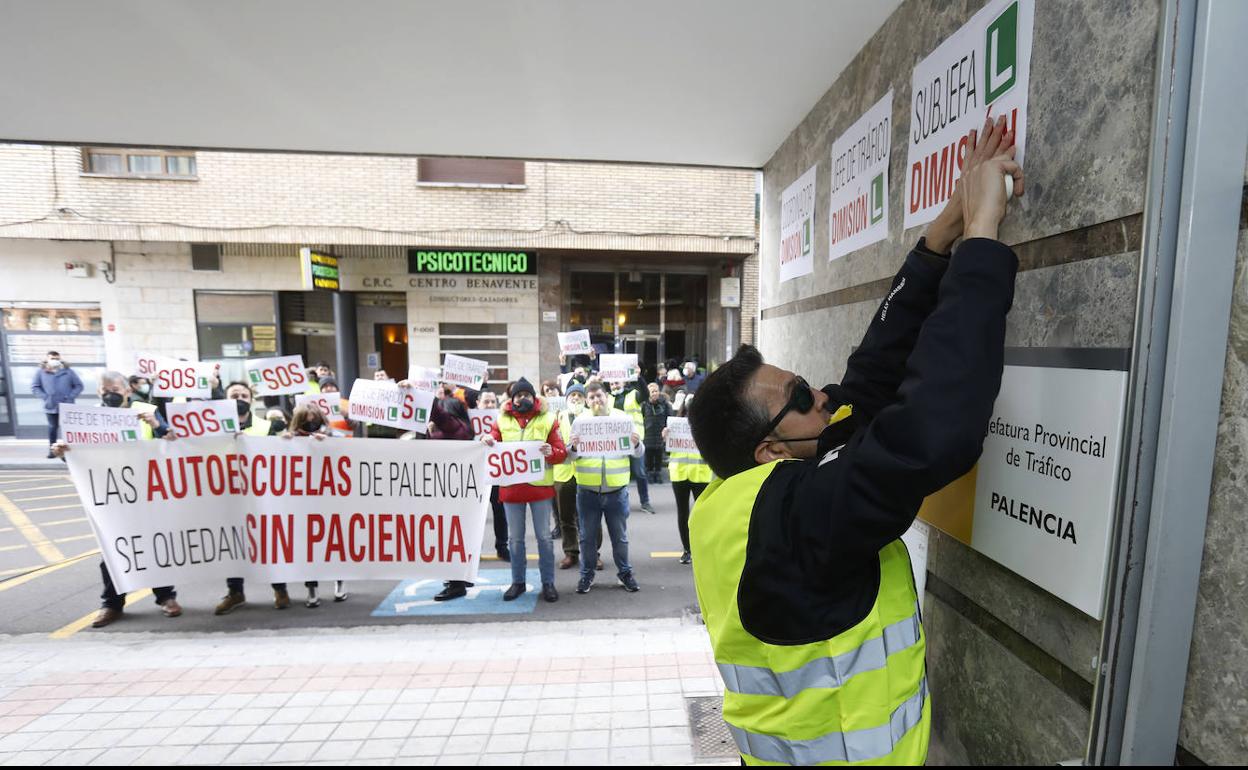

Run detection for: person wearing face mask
[[642, 382, 673, 485], [612, 374, 653, 514], [273, 405, 344, 607], [423, 396, 478, 602], [686, 119, 1022, 765], [663, 395, 710, 565], [476, 390, 511, 565], [128, 375, 155, 406], [31, 351, 84, 458], [51, 371, 180, 627], [553, 382, 592, 570], [482, 378, 567, 602], [215, 381, 285, 615], [315, 377, 353, 435]]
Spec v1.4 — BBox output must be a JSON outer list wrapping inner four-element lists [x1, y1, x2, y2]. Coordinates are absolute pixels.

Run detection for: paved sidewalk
[[0, 617, 731, 765], [0, 439, 62, 471]]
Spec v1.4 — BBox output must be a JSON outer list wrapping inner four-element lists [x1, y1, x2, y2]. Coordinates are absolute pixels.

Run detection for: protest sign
[[441, 354, 489, 390], [133, 354, 214, 398], [558, 329, 592, 355], [58, 403, 144, 445], [165, 400, 239, 438], [829, 90, 893, 261], [347, 378, 434, 433], [406, 365, 441, 393], [296, 392, 345, 419], [64, 435, 491, 592], [545, 396, 567, 413], [598, 354, 639, 383], [558, 373, 574, 394], [246, 355, 309, 396], [570, 415, 636, 458], [779, 165, 817, 282], [485, 441, 547, 485], [468, 409, 499, 439], [664, 417, 700, 455]]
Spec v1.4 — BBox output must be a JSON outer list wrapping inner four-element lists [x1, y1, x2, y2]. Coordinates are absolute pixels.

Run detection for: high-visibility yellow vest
[[306, 381, 322, 394], [669, 451, 712, 484], [243, 415, 272, 436], [553, 412, 577, 484], [128, 402, 155, 440], [622, 389, 644, 431], [690, 461, 929, 766], [573, 408, 633, 490], [497, 408, 556, 487]]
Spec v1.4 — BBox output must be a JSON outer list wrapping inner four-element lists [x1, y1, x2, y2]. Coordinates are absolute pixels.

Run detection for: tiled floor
[[0, 617, 730, 765]]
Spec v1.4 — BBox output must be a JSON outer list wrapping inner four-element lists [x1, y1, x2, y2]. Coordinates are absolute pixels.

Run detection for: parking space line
[[480, 554, 539, 561], [0, 549, 99, 593], [39, 516, 88, 527], [5, 492, 79, 503], [52, 533, 95, 544], [0, 491, 65, 563], [0, 543, 29, 553], [23, 503, 83, 513], [51, 588, 152, 639], [650, 551, 685, 558], [0, 483, 75, 494]]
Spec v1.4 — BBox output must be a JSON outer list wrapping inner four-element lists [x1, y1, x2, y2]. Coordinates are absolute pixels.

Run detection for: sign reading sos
[[400, 388, 434, 426], [468, 409, 499, 439], [296, 392, 343, 418], [246, 355, 308, 396], [165, 400, 238, 438], [485, 441, 546, 485]]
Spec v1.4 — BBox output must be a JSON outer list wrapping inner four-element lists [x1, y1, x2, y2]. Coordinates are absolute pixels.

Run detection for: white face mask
[[569, 401, 585, 414], [47, 359, 63, 369]]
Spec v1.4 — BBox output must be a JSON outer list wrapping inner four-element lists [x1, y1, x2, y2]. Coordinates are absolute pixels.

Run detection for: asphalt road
[[0, 469, 702, 639]]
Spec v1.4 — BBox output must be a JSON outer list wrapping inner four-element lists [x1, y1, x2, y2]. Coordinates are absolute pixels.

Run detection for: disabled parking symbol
[[371, 568, 540, 616]]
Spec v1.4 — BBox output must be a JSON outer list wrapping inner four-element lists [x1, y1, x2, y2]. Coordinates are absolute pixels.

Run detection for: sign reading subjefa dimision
[[408, 249, 537, 276]]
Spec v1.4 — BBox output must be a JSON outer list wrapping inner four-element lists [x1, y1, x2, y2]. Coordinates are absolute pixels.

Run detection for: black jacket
[[642, 399, 672, 447], [737, 238, 1018, 645]]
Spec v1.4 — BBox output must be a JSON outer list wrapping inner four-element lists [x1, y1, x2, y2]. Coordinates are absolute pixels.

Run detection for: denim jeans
[[629, 455, 650, 506], [577, 486, 632, 580], [100, 561, 174, 610], [504, 498, 556, 586]]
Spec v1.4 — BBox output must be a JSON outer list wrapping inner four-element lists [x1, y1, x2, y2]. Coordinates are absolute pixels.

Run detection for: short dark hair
[[585, 381, 606, 396], [689, 345, 770, 479]]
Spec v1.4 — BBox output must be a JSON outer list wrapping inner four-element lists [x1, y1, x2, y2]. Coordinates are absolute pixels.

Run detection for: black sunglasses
[[759, 376, 816, 442]]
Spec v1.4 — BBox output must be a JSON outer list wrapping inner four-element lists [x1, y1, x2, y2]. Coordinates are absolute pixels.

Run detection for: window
[[418, 157, 525, 187], [439, 322, 510, 386], [82, 148, 197, 179], [191, 244, 222, 272]]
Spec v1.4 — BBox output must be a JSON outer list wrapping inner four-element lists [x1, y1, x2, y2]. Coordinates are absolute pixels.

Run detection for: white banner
[[664, 417, 699, 455], [468, 408, 499, 439], [441, 354, 489, 390], [545, 396, 567, 413], [165, 400, 239, 438], [295, 392, 345, 419], [557, 329, 592, 355], [133, 354, 214, 399], [570, 415, 636, 458], [406, 365, 442, 393], [58, 403, 145, 445], [779, 164, 817, 282], [246, 355, 310, 397], [598, 354, 639, 383], [829, 90, 893, 261], [485, 441, 547, 485], [558, 373, 574, 394], [347, 379, 434, 433], [64, 435, 491, 592], [905, 0, 1034, 228]]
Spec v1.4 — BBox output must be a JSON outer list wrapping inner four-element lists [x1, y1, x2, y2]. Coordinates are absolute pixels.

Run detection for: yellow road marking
[[0, 549, 99, 593], [650, 551, 685, 558], [6, 492, 79, 503], [0, 483, 75, 494], [51, 588, 152, 639], [41, 517, 88, 527], [0, 491, 65, 562], [23, 503, 83, 513]]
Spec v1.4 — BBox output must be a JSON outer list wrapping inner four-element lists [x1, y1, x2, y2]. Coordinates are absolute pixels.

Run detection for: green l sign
[[870, 173, 885, 225], [802, 219, 812, 256], [985, 2, 1018, 103], [387, 406, 399, 421]]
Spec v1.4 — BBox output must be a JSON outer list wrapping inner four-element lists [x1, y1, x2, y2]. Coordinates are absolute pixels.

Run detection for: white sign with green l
[[828, 90, 893, 262], [778, 164, 817, 283]]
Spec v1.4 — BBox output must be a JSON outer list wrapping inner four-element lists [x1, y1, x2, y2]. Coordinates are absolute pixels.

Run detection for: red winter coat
[[490, 397, 567, 503]]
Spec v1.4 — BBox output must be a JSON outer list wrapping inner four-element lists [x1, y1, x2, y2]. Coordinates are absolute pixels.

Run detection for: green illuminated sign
[[407, 249, 538, 276]]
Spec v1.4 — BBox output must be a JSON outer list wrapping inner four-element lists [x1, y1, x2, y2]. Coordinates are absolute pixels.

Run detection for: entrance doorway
[[375, 324, 408, 380]]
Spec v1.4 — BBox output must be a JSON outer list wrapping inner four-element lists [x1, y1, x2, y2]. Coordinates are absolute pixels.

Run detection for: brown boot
[[160, 599, 182, 618], [214, 591, 246, 615], [559, 555, 577, 570], [273, 588, 291, 610], [91, 607, 122, 628]]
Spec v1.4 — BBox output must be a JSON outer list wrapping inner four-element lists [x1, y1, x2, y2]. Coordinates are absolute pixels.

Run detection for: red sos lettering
[[487, 447, 529, 478], [158, 365, 197, 391], [313, 397, 332, 416], [137, 357, 158, 376], [170, 408, 221, 437], [261, 362, 306, 391], [472, 414, 496, 436]]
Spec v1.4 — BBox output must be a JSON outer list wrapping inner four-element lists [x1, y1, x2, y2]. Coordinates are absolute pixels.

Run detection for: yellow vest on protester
[[243, 415, 272, 436], [668, 451, 712, 484], [690, 461, 929, 766], [622, 389, 644, 431], [127, 402, 155, 440], [497, 407, 556, 487], [553, 412, 577, 484], [573, 408, 632, 490]]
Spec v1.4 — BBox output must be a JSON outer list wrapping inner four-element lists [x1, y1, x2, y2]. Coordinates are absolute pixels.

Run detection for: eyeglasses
[[759, 376, 816, 442]]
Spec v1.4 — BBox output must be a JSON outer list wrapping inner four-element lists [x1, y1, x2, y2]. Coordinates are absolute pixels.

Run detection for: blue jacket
[[31, 367, 84, 413]]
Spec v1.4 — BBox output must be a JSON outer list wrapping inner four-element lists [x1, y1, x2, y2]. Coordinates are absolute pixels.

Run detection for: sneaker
[[333, 581, 348, 602], [305, 587, 320, 608], [576, 576, 593, 594], [214, 592, 246, 615], [618, 573, 640, 592], [46, 450, 56, 459], [91, 606, 122, 628], [503, 583, 526, 601], [679, 550, 692, 565], [550, 526, 561, 540], [641, 503, 656, 514], [159, 598, 182, 618], [541, 583, 559, 602], [273, 588, 291, 610]]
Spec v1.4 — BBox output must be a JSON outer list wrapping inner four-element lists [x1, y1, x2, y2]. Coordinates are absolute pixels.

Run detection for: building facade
[[0, 145, 757, 437]]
